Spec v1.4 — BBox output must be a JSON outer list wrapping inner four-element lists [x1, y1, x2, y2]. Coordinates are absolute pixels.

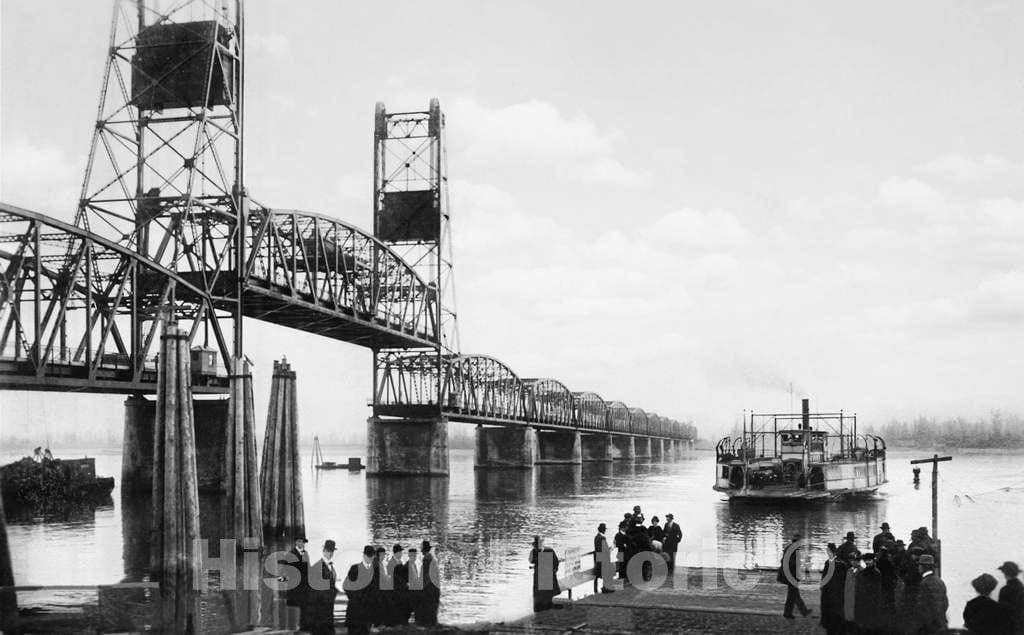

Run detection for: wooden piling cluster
[[259, 359, 305, 539], [225, 357, 263, 544], [150, 325, 201, 633], [0, 479, 16, 632]]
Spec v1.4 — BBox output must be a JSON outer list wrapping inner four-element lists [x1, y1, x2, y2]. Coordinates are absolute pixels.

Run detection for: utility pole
[[910, 453, 952, 575]]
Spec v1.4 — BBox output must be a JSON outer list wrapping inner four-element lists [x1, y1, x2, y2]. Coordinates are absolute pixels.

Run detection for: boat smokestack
[[802, 398, 810, 430]]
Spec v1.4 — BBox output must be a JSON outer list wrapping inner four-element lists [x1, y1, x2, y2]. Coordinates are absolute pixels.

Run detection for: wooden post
[[151, 324, 201, 633], [225, 357, 263, 542], [910, 454, 951, 576], [0, 478, 17, 633], [259, 359, 305, 538]]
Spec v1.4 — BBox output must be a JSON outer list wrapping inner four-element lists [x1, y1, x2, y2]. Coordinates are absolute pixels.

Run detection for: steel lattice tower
[[74, 0, 246, 368], [372, 99, 460, 413]]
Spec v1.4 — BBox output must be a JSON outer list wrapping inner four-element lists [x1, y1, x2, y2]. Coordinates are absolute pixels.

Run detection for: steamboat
[[713, 399, 887, 500]]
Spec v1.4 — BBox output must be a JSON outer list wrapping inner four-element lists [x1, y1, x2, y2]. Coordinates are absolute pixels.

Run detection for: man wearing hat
[[384, 544, 409, 626], [914, 554, 948, 634], [662, 514, 682, 571], [342, 545, 377, 635], [310, 540, 340, 635], [872, 522, 894, 554], [837, 531, 858, 563], [964, 572, 1012, 634], [854, 553, 887, 634], [778, 533, 812, 619], [416, 540, 441, 626], [997, 561, 1024, 634], [593, 523, 614, 594], [282, 535, 311, 630]]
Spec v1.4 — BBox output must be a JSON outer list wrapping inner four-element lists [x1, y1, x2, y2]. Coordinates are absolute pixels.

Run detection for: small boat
[[713, 399, 887, 501], [312, 436, 365, 470], [1, 454, 115, 509]]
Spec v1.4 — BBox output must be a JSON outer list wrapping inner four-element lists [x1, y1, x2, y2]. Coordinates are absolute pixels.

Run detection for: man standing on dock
[[663, 513, 682, 570], [778, 532, 812, 620], [593, 523, 614, 594], [873, 522, 894, 554], [914, 554, 948, 634], [997, 561, 1024, 634]]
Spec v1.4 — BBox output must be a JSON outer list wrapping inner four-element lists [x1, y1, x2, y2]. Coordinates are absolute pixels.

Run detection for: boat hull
[[713, 484, 879, 501]]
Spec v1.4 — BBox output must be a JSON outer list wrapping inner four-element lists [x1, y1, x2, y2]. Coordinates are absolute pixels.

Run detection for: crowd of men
[[791, 522, 1024, 634], [596, 505, 683, 589], [278, 536, 441, 635]]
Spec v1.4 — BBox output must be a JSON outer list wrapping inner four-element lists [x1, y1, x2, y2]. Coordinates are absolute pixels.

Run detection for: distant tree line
[[867, 412, 1024, 449]]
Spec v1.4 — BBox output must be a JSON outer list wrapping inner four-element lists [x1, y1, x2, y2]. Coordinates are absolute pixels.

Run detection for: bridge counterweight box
[[131, 21, 234, 110]]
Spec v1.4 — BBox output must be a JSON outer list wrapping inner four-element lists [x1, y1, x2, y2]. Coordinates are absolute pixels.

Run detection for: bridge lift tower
[[369, 100, 461, 475], [75, 0, 246, 375]]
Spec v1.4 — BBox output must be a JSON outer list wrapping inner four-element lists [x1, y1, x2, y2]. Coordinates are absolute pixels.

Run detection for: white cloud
[[921, 153, 1024, 188], [878, 177, 944, 211], [691, 253, 740, 280], [0, 137, 81, 220], [650, 208, 750, 249], [448, 98, 648, 187], [972, 270, 1024, 323]]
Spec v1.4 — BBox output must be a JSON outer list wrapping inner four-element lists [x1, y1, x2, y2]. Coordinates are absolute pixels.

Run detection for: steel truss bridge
[[0, 1, 694, 443]]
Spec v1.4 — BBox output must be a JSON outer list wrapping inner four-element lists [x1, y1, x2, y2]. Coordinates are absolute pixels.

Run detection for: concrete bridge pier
[[581, 432, 613, 462], [609, 434, 635, 461], [673, 439, 684, 460], [651, 438, 665, 461], [367, 416, 450, 476], [474, 425, 537, 469], [635, 436, 652, 461], [535, 430, 582, 464]]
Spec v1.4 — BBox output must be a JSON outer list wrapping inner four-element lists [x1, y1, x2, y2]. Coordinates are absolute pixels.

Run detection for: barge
[[713, 399, 886, 500]]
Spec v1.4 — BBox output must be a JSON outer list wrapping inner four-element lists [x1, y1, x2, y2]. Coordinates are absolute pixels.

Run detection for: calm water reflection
[[4, 445, 1022, 627]]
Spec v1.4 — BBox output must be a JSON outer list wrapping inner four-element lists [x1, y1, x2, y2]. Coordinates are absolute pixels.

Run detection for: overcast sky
[[2, 0, 1024, 443]]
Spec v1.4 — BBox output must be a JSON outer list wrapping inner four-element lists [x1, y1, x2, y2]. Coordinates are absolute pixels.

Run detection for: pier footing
[[652, 438, 665, 461], [581, 432, 613, 462], [635, 436, 652, 461], [474, 425, 537, 469], [535, 430, 582, 464], [610, 435, 636, 461], [368, 416, 450, 476]]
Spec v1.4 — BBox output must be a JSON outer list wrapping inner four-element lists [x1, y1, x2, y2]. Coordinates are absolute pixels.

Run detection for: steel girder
[[523, 378, 574, 427], [0, 202, 229, 392], [243, 207, 437, 348]]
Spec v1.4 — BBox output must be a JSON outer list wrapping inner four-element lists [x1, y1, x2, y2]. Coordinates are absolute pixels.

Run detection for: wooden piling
[[259, 359, 305, 538], [0, 478, 17, 632], [151, 324, 201, 633], [225, 357, 263, 543]]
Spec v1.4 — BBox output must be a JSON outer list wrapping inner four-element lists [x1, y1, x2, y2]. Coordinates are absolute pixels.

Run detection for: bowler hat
[[972, 573, 998, 595], [324, 540, 337, 553], [862, 552, 876, 561], [422, 540, 432, 552], [880, 522, 890, 530], [598, 523, 606, 531], [666, 513, 674, 519], [361, 545, 375, 558], [999, 561, 1021, 576], [919, 554, 936, 566], [845, 531, 855, 540], [393, 543, 404, 553]]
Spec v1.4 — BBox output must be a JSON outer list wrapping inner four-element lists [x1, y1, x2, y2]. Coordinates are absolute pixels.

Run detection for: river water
[[3, 444, 1022, 628]]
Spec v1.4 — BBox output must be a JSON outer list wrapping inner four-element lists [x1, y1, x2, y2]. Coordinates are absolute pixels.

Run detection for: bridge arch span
[[523, 378, 574, 427], [572, 391, 606, 431], [445, 354, 526, 421]]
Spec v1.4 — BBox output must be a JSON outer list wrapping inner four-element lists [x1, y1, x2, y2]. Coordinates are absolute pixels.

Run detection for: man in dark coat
[[342, 545, 376, 635], [372, 546, 389, 626], [819, 543, 847, 635], [877, 545, 898, 615], [854, 553, 888, 634], [964, 572, 1012, 635], [529, 536, 561, 612], [385, 544, 409, 625], [915, 554, 948, 634], [418, 540, 441, 625], [309, 540, 340, 635], [778, 532, 812, 619], [873, 522, 895, 554], [836, 531, 858, 563], [593, 523, 614, 594], [998, 561, 1024, 635], [662, 513, 682, 570], [613, 522, 630, 579], [282, 536, 311, 630], [406, 548, 422, 623]]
